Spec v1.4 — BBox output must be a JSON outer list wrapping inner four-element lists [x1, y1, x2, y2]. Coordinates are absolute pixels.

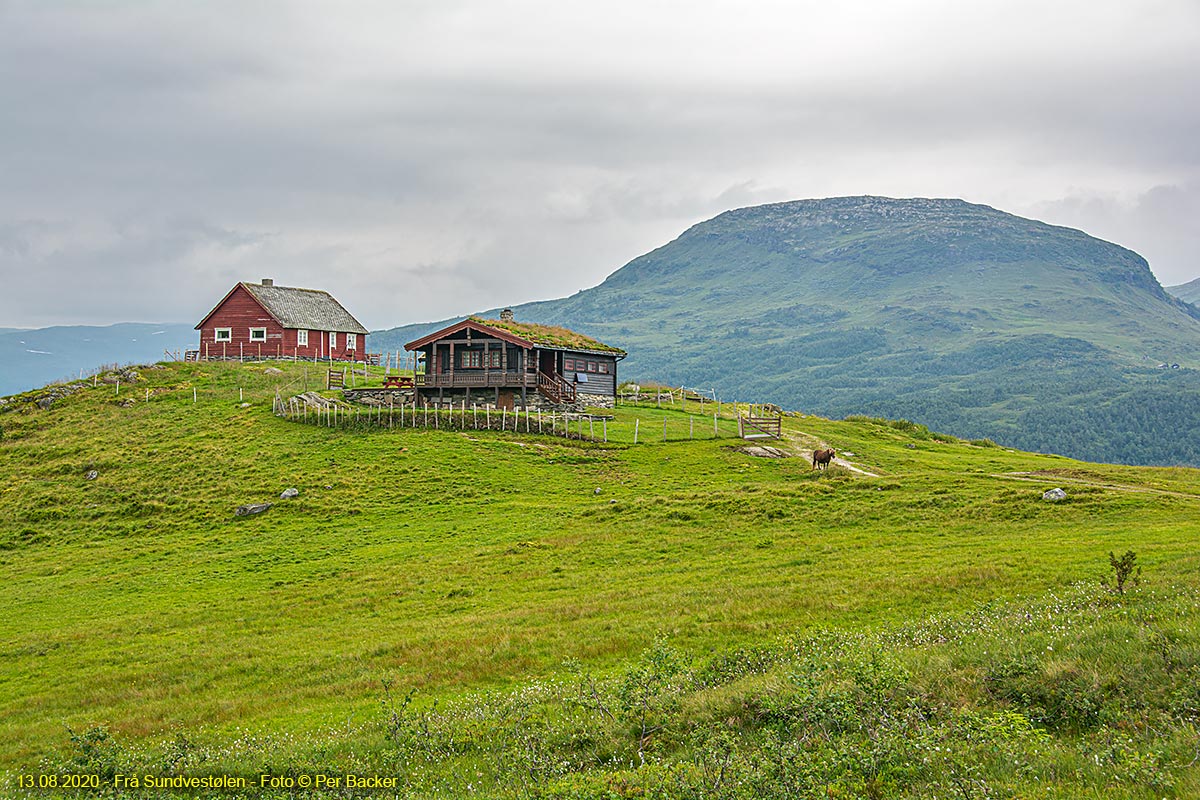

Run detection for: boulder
[[235, 502, 272, 517], [280, 487, 299, 499], [36, 397, 54, 411], [736, 445, 790, 458], [84, 470, 98, 481], [1042, 488, 1067, 502], [264, 367, 284, 375]]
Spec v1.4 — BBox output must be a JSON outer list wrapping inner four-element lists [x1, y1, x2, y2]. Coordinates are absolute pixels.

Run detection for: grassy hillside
[[2, 361, 1199, 797], [373, 197, 1200, 466]]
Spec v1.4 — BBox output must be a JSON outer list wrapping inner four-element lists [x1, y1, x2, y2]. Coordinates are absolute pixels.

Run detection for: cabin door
[[497, 389, 515, 411], [539, 350, 556, 376]]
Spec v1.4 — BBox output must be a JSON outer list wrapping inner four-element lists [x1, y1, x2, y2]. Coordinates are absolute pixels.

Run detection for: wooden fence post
[[634, 418, 639, 444]]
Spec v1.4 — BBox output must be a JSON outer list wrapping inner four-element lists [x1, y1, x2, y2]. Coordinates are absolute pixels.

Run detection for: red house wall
[[197, 285, 366, 361]]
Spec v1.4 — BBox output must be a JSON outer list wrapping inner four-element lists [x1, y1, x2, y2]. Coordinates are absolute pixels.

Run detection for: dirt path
[[779, 429, 881, 477], [992, 471, 1200, 500]]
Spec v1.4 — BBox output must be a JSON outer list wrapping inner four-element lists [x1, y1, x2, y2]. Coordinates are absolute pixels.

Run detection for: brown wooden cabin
[[195, 279, 369, 361], [403, 309, 626, 409]]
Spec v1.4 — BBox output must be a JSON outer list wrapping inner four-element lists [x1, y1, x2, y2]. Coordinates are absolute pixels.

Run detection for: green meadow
[[1, 361, 1198, 798]]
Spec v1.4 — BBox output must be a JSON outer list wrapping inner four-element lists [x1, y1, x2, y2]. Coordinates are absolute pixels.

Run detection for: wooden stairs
[[537, 370, 576, 404]]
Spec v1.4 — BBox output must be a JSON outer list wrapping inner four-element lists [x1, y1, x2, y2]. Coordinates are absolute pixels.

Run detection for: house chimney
[[500, 308, 514, 321], [262, 278, 274, 286]]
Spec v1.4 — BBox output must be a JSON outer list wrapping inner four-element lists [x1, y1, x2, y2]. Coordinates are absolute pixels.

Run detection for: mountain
[[0, 323, 197, 396], [1167, 276, 1200, 306], [372, 196, 1200, 466]]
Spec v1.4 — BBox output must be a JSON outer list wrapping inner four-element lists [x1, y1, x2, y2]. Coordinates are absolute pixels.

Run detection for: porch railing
[[415, 371, 532, 388]]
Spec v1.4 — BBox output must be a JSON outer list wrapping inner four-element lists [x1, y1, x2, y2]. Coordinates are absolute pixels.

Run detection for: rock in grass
[[264, 367, 284, 375], [36, 397, 54, 411], [1043, 488, 1067, 501], [84, 470, 98, 481], [235, 502, 272, 517], [280, 487, 299, 499]]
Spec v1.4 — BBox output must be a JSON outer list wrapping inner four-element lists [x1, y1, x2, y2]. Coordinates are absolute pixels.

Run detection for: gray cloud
[[1, 1, 1197, 328]]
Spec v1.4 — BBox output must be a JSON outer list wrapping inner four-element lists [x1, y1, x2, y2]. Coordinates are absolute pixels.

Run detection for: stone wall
[[576, 391, 615, 409], [342, 388, 414, 406]]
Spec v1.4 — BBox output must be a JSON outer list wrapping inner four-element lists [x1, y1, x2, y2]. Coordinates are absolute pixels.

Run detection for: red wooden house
[[195, 279, 369, 361]]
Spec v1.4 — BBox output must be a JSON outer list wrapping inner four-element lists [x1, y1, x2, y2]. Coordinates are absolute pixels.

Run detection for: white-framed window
[[297, 329, 308, 346], [214, 328, 231, 342], [329, 331, 337, 349], [346, 332, 357, 350], [249, 327, 267, 342]]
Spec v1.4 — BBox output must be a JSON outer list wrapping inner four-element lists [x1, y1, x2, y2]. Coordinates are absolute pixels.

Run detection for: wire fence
[[273, 395, 742, 444]]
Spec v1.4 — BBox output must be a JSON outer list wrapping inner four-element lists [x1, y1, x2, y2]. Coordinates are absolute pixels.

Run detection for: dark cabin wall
[[427, 338, 526, 374], [564, 352, 617, 396]]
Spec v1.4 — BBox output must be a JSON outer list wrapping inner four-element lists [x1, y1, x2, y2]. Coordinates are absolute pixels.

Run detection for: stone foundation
[[576, 392, 615, 409]]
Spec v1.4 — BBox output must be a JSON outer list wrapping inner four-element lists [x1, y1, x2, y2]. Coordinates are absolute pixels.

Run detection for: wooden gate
[[739, 413, 781, 439]]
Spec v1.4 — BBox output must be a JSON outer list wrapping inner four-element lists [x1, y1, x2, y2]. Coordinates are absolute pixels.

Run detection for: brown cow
[[812, 448, 836, 470]]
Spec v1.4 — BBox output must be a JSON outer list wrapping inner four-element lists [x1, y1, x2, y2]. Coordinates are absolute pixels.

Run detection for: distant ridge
[[1166, 276, 1200, 306], [0, 323, 196, 396], [374, 196, 1200, 466]]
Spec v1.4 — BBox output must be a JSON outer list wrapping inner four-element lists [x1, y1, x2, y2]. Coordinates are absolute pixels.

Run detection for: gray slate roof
[[241, 283, 369, 335]]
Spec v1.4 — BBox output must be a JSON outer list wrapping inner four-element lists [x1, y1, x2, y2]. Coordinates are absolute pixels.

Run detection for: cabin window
[[214, 328, 231, 342], [587, 361, 597, 372], [329, 331, 337, 349], [249, 327, 267, 342], [347, 333, 357, 350], [460, 350, 481, 368], [564, 358, 575, 371], [297, 329, 308, 346], [488, 351, 501, 368], [598, 362, 609, 374]]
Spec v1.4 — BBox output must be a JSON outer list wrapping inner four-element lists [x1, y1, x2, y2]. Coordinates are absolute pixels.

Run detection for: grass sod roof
[[467, 316, 626, 355]]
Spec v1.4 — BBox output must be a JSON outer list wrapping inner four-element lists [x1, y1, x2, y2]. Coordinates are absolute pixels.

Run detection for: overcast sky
[[1, 1, 1197, 329]]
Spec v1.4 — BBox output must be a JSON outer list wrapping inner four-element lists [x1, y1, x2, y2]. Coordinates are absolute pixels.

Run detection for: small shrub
[[1107, 550, 1141, 594], [617, 638, 687, 752]]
